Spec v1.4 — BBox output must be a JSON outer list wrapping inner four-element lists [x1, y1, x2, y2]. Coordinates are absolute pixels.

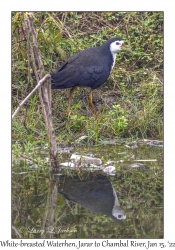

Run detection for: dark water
[[12, 140, 163, 238]]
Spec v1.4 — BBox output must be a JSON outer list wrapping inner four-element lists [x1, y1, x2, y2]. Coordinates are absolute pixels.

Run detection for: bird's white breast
[[110, 53, 117, 72]]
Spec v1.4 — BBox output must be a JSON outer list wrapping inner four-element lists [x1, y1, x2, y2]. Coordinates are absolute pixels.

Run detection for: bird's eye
[[116, 42, 120, 45]]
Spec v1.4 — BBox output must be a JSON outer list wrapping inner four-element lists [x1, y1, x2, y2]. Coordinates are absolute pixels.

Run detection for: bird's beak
[[122, 43, 133, 53]]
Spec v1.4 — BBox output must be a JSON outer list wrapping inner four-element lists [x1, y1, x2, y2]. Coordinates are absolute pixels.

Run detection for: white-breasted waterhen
[[51, 37, 129, 116]]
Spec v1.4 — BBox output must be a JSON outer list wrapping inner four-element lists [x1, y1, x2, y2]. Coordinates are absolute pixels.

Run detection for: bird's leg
[[89, 90, 97, 117], [68, 86, 77, 116]]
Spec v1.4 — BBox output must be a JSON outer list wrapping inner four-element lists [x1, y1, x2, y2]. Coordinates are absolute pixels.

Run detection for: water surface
[[12, 140, 163, 238]]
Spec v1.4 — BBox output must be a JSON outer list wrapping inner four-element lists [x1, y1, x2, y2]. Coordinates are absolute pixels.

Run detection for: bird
[[51, 37, 125, 116]]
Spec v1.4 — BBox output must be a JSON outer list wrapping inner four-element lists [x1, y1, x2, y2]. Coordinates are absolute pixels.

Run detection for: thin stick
[[12, 74, 51, 120], [24, 17, 46, 125], [12, 225, 22, 238], [21, 154, 39, 164], [27, 13, 59, 169]]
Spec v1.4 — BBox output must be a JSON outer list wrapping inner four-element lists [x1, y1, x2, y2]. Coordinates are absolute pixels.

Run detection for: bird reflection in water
[[57, 172, 126, 221]]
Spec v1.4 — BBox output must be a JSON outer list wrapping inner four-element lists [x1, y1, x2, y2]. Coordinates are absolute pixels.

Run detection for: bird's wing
[[51, 54, 79, 88], [51, 65, 104, 89], [53, 54, 79, 72], [75, 66, 104, 87]]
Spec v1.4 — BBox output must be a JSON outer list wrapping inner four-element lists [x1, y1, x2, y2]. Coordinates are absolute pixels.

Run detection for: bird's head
[[109, 37, 132, 54], [109, 39, 125, 54]]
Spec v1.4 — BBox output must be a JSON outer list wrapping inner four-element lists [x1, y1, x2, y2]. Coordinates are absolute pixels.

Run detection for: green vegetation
[[12, 12, 163, 146]]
